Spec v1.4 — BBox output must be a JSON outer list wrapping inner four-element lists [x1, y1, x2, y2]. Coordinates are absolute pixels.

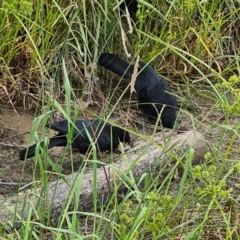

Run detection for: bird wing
[[138, 79, 176, 105], [96, 135, 112, 151], [73, 120, 113, 152], [133, 61, 160, 92], [88, 120, 112, 150], [46, 119, 92, 139]]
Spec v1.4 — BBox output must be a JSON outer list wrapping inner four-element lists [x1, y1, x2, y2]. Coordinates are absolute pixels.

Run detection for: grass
[[0, 0, 240, 239]]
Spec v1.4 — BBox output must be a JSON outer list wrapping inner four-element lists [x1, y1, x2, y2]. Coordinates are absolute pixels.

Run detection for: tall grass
[[1, 0, 240, 239]]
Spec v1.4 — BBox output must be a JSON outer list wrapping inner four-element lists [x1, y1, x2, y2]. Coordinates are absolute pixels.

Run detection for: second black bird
[[19, 119, 130, 160], [98, 53, 177, 128], [120, 0, 138, 17]]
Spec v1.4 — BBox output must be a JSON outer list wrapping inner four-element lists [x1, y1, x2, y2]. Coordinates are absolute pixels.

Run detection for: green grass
[[1, 0, 240, 239]]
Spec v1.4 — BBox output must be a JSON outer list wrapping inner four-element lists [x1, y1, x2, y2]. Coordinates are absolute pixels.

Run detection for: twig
[[0, 142, 26, 148]]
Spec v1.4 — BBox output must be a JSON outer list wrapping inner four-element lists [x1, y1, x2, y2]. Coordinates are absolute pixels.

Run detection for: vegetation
[[0, 0, 240, 239]]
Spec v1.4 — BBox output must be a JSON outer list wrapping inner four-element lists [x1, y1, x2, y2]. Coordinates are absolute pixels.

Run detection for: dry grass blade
[[118, 17, 131, 58], [130, 55, 139, 94]]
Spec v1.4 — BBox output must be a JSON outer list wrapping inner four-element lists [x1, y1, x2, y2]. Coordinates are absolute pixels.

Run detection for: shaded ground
[[0, 103, 154, 195], [0, 98, 239, 196], [0, 107, 87, 195], [1, 98, 240, 239], [0, 107, 34, 194]]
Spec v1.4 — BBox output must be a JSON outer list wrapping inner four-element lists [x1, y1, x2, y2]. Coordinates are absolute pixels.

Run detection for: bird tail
[[19, 136, 67, 160], [99, 53, 134, 78]]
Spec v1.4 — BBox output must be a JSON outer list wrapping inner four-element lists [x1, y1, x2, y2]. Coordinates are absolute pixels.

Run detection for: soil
[[0, 106, 87, 195], [0, 107, 34, 195], [1, 98, 240, 239], [0, 98, 239, 200], [0, 102, 160, 196]]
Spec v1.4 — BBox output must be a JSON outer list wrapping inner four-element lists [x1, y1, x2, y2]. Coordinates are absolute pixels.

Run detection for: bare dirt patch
[[0, 97, 239, 197], [0, 102, 199, 196], [0, 107, 85, 195], [0, 107, 34, 194], [1, 98, 240, 238]]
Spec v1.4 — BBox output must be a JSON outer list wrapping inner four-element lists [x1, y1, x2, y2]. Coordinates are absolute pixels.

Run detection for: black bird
[[98, 53, 177, 128], [120, 0, 138, 16], [19, 119, 130, 160]]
